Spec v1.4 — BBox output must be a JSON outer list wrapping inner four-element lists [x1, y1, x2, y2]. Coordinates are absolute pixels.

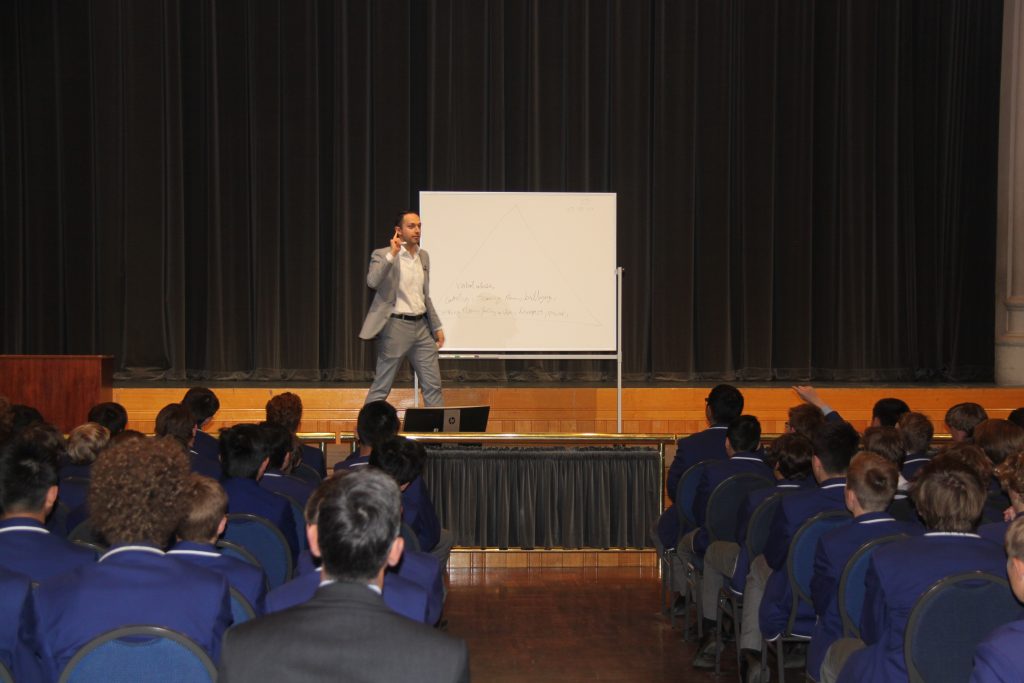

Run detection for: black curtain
[[0, 0, 1002, 382]]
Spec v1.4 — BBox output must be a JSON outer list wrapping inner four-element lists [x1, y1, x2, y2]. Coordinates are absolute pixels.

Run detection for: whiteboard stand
[[413, 267, 624, 432]]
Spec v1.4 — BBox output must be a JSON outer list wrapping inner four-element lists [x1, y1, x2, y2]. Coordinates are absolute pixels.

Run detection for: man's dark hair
[[727, 415, 761, 453], [182, 387, 220, 427], [812, 421, 860, 475], [770, 433, 814, 480], [87, 402, 128, 436], [318, 469, 401, 582], [265, 392, 303, 434], [1009, 408, 1024, 430], [357, 401, 401, 449], [393, 210, 417, 229], [872, 398, 910, 427], [912, 459, 986, 533], [707, 384, 744, 425], [260, 421, 295, 470], [155, 403, 194, 448], [861, 426, 905, 468], [369, 437, 424, 487], [0, 438, 59, 513], [219, 424, 270, 480], [8, 405, 44, 435]]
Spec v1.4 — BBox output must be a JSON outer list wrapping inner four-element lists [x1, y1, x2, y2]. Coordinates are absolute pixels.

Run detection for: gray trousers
[[701, 540, 740, 618], [366, 317, 443, 406], [819, 638, 865, 683], [739, 554, 772, 652]]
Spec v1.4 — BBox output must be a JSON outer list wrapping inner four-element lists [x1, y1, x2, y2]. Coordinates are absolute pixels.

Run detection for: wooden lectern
[[0, 355, 114, 433]]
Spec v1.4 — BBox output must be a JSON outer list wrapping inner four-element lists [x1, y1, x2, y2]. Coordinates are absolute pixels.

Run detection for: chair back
[[71, 539, 108, 558], [905, 571, 1024, 683], [57, 625, 216, 683], [229, 586, 256, 624], [223, 513, 293, 589], [744, 491, 791, 559], [784, 510, 851, 633], [888, 497, 918, 524], [705, 473, 773, 544], [838, 534, 907, 638], [675, 461, 712, 532], [271, 491, 308, 552], [68, 519, 103, 545], [216, 539, 270, 592], [291, 463, 322, 485]]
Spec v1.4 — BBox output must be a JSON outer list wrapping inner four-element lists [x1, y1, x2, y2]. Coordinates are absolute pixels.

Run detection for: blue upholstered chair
[[57, 625, 216, 683], [223, 513, 293, 589], [904, 571, 1024, 683]]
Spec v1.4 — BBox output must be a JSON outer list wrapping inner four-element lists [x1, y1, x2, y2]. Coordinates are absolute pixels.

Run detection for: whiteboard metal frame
[[413, 267, 624, 431]]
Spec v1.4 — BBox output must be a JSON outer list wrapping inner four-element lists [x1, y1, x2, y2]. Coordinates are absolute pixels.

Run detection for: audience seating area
[[2, 385, 1024, 681]]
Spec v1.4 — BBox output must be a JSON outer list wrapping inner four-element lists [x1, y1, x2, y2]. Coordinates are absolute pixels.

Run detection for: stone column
[[997, 0, 1024, 385]]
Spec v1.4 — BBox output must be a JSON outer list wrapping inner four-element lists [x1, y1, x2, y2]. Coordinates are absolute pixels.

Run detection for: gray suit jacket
[[219, 581, 469, 683], [358, 247, 443, 340]]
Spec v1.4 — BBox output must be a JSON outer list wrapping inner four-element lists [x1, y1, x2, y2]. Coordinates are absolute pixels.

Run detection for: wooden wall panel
[[111, 385, 1024, 437]]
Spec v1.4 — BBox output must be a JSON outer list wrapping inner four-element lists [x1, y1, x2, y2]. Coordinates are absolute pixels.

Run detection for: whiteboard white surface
[[420, 191, 617, 352]]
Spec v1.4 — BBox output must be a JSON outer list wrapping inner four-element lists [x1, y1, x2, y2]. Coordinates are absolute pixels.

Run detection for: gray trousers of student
[[672, 530, 699, 593], [819, 638, 865, 683], [366, 317, 443, 406], [739, 554, 772, 652], [701, 540, 741, 618]]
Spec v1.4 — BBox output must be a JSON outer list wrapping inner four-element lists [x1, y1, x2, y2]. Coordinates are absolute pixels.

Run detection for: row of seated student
[[657, 383, 1024, 683], [0, 393, 458, 681]]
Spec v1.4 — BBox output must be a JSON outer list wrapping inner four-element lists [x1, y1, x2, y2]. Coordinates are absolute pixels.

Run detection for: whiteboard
[[420, 192, 617, 352]]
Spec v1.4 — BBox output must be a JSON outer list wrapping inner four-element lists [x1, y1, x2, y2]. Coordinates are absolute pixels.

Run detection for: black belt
[[391, 313, 425, 321]]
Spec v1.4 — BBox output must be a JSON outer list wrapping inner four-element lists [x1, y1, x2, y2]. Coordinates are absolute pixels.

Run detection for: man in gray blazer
[[219, 469, 469, 683], [359, 211, 445, 406]]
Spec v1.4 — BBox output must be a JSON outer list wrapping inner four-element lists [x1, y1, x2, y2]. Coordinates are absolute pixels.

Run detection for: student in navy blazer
[[655, 384, 743, 553], [267, 476, 432, 624], [220, 424, 300, 560], [265, 391, 328, 479], [168, 474, 269, 615], [897, 412, 935, 483], [972, 515, 1024, 683], [806, 452, 923, 681], [1, 567, 32, 677], [689, 416, 772, 556], [258, 422, 316, 507], [372, 437, 453, 562], [335, 400, 402, 474], [26, 436, 232, 681], [675, 415, 769, 612], [824, 457, 1007, 683], [183, 386, 223, 461], [58, 422, 110, 508], [0, 438, 95, 583], [742, 420, 858, 666], [699, 433, 815, 662], [978, 452, 1024, 545]]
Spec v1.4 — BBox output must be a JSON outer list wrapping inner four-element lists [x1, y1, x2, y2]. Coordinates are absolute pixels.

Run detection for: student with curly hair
[[26, 436, 232, 680], [265, 391, 326, 479]]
